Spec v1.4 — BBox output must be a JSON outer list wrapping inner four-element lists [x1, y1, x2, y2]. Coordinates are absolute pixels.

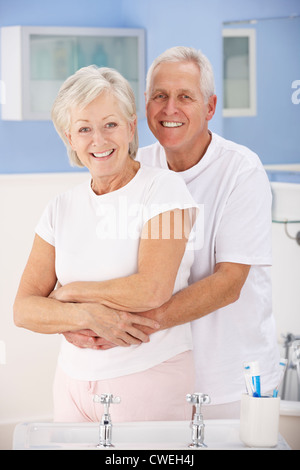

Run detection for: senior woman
[[13, 66, 198, 423]]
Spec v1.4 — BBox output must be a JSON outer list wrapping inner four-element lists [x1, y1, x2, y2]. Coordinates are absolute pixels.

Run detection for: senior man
[[63, 47, 280, 418]]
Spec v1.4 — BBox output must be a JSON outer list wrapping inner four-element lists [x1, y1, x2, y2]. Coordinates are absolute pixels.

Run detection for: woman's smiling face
[[66, 91, 136, 191]]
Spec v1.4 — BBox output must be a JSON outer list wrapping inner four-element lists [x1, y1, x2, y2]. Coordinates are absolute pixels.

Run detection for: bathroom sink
[[13, 419, 290, 450]]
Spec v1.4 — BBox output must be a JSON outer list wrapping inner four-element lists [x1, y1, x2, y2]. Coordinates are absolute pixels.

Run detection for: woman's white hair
[[146, 46, 215, 103], [51, 65, 139, 167]]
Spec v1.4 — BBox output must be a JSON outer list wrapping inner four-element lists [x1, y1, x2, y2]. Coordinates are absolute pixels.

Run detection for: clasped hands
[[49, 283, 161, 350]]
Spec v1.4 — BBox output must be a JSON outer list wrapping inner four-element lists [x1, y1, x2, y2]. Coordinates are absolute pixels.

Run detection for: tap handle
[[186, 393, 211, 414], [93, 393, 121, 414], [93, 393, 121, 405]]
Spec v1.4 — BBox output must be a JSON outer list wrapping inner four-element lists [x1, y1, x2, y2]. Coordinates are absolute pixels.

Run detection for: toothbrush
[[272, 358, 288, 398], [243, 362, 255, 396], [244, 361, 261, 397], [250, 361, 261, 397]]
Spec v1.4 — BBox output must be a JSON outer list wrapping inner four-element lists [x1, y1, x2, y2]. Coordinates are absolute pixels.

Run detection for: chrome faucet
[[93, 393, 121, 448], [186, 393, 211, 448]]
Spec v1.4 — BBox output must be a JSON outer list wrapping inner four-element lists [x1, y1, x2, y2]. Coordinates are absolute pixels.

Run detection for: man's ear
[[144, 91, 148, 107], [206, 94, 217, 122]]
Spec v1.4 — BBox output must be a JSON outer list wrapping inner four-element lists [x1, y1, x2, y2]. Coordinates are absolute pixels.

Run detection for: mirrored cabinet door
[[222, 28, 256, 117], [1, 26, 145, 120]]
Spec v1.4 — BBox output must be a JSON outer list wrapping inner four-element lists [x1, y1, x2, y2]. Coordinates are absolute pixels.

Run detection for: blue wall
[[0, 0, 299, 173], [223, 16, 300, 164]]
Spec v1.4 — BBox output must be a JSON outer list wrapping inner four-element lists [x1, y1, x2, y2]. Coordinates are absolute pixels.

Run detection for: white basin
[[13, 419, 290, 450]]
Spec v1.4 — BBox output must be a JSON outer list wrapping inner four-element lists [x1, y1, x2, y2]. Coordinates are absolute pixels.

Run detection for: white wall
[[0, 171, 88, 449]]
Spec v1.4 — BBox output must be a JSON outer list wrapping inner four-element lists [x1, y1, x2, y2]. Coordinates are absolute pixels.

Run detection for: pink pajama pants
[[53, 351, 195, 422]]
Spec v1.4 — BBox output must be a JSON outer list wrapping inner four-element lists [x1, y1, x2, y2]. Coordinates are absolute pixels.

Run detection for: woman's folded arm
[[50, 209, 191, 311], [13, 235, 160, 346]]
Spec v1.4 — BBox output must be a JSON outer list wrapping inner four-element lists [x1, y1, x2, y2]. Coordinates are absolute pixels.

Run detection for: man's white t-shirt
[[36, 165, 198, 381], [137, 133, 280, 404]]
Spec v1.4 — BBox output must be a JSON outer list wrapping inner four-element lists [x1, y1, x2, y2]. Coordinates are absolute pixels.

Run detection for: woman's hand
[[62, 329, 116, 350], [49, 283, 161, 347], [62, 302, 160, 348], [84, 303, 160, 347]]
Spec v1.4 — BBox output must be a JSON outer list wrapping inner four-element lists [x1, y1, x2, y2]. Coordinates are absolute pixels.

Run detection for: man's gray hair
[[52, 65, 138, 167], [146, 46, 215, 103]]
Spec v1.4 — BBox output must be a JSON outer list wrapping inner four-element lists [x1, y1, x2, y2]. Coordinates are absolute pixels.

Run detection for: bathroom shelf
[[1, 26, 145, 120], [272, 220, 300, 224]]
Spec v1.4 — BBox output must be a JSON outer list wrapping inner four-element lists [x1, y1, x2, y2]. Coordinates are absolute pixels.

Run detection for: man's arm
[[63, 261, 250, 349], [141, 262, 250, 330]]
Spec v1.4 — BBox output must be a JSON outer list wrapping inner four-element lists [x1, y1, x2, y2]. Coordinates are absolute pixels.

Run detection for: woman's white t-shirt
[[35, 165, 198, 381]]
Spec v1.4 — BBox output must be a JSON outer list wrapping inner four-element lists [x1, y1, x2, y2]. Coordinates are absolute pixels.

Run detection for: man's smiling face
[[145, 61, 215, 160]]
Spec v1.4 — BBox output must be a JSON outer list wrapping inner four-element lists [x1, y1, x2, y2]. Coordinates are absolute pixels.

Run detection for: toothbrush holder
[[239, 393, 280, 448]]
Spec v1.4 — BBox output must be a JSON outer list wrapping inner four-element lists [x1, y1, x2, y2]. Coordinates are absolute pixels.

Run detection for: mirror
[[222, 16, 300, 165]]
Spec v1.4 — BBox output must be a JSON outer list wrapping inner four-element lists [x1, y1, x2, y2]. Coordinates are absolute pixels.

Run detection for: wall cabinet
[[1, 26, 145, 120]]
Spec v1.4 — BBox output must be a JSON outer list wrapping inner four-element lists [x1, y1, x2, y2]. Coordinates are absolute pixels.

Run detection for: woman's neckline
[[89, 162, 142, 198]]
